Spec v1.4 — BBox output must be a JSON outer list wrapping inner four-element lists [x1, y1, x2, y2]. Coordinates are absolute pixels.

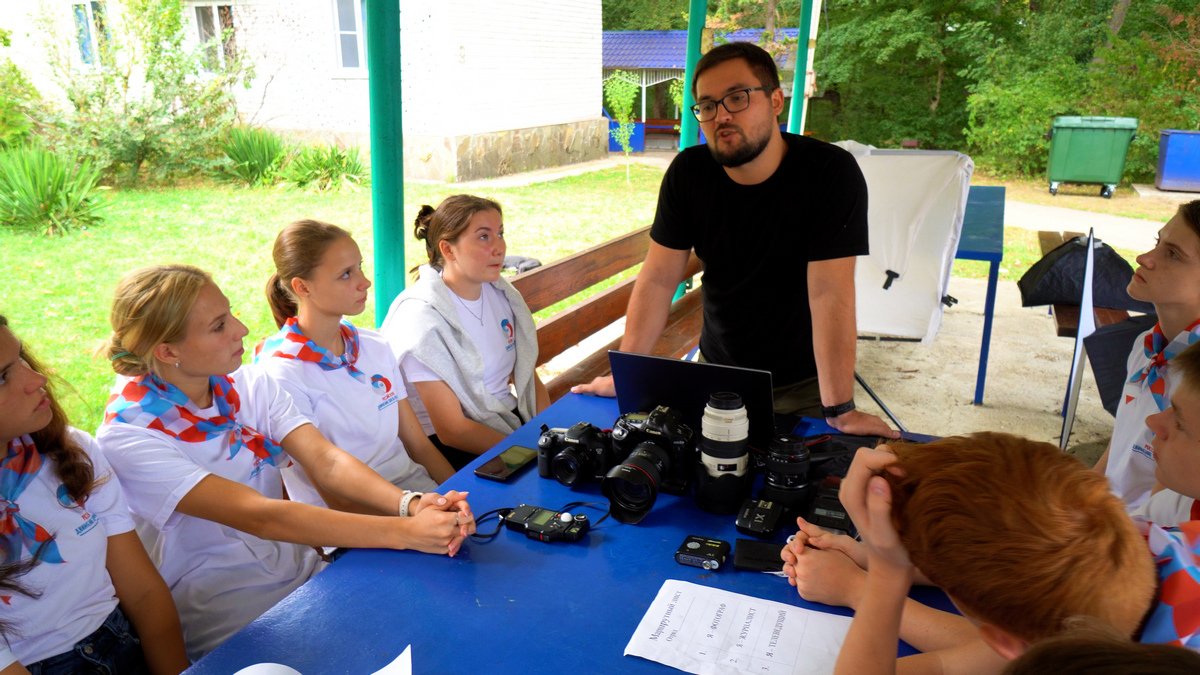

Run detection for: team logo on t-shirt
[[57, 485, 98, 536], [500, 318, 516, 352], [372, 374, 400, 411]]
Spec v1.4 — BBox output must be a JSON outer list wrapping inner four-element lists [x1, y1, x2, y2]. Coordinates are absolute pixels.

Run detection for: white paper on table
[[232, 666, 302, 675], [625, 580, 852, 675], [370, 645, 412, 675], [229, 645, 410, 675]]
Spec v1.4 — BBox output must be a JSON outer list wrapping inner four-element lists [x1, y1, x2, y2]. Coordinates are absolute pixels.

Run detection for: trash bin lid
[[1052, 116, 1139, 129], [1160, 129, 1200, 136]]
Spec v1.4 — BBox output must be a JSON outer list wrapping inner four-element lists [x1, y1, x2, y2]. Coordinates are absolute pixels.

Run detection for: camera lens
[[602, 442, 669, 524], [699, 392, 750, 479], [552, 448, 592, 486], [759, 434, 815, 514]]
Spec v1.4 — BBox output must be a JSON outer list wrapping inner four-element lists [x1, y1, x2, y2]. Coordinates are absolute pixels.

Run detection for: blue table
[[955, 186, 1006, 405], [188, 395, 953, 674]]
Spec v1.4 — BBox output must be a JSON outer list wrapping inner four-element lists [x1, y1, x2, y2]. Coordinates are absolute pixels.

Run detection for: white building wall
[[223, 0, 601, 139]]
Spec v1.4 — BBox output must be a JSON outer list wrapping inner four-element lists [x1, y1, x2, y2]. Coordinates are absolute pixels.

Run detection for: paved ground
[[1004, 200, 1161, 252]]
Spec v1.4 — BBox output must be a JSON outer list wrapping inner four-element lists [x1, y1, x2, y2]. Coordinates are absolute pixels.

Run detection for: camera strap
[[469, 501, 611, 541]]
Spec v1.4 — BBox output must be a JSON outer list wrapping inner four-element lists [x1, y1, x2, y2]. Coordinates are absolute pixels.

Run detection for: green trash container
[[1045, 116, 1138, 198]]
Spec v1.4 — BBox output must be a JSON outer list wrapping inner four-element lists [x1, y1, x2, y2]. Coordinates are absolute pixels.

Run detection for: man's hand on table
[[827, 409, 901, 439], [571, 374, 616, 397]]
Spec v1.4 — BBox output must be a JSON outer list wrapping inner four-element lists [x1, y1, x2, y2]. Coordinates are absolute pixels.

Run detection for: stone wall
[[404, 117, 608, 183]]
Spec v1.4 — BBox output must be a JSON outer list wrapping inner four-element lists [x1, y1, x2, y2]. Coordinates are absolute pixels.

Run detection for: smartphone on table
[[473, 444, 538, 482]]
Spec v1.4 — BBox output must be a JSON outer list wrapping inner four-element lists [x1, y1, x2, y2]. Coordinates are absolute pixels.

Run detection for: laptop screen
[[608, 351, 776, 452]]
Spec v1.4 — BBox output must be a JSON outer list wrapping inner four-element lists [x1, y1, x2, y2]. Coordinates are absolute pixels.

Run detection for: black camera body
[[536, 422, 616, 486], [610, 406, 694, 495]]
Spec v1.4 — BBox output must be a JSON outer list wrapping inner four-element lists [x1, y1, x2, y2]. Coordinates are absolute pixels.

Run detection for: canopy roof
[[603, 29, 800, 69]]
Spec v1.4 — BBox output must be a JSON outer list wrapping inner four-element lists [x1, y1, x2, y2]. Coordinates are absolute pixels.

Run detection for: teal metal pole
[[787, 0, 815, 134], [366, 0, 405, 326], [678, 0, 706, 151]]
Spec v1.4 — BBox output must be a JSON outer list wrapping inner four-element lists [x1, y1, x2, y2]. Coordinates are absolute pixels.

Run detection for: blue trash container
[[1156, 130, 1200, 193]]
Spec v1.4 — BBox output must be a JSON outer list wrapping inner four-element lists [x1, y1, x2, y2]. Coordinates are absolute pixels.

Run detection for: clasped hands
[[412, 490, 476, 557], [780, 445, 915, 607]]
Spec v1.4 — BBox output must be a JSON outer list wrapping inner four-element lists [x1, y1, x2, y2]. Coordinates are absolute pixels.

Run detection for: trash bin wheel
[[1101, 185, 1114, 199]]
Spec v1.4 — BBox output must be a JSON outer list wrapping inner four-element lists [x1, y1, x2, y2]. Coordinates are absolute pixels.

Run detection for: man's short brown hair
[[884, 432, 1155, 642], [692, 41, 782, 98]]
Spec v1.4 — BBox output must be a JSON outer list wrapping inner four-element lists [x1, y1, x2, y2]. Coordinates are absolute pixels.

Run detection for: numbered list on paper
[[624, 579, 852, 675]]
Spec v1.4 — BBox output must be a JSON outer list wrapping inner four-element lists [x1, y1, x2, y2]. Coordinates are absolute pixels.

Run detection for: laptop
[[608, 351, 777, 451]]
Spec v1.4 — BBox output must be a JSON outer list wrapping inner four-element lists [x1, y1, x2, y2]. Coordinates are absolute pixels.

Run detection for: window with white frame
[[190, 3, 236, 71], [71, 2, 111, 66], [332, 0, 367, 71]]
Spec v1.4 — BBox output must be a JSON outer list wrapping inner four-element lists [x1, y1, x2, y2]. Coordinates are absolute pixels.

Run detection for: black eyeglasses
[[690, 87, 773, 122]]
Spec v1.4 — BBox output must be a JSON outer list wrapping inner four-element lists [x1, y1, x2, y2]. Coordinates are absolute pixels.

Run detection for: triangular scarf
[[1142, 521, 1200, 650], [1, 435, 63, 565], [1130, 319, 1200, 411], [255, 317, 369, 385], [103, 374, 285, 466]]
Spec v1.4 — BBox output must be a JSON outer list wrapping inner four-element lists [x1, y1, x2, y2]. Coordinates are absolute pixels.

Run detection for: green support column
[[678, 0, 706, 151], [366, 0, 405, 326], [787, 0, 816, 134]]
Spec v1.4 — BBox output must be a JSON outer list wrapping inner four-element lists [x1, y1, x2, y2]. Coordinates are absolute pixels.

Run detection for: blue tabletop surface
[[957, 186, 1005, 260], [187, 395, 953, 675]]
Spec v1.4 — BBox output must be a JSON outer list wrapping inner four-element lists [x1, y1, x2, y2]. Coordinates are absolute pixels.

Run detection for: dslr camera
[[537, 422, 616, 487], [601, 406, 693, 524]]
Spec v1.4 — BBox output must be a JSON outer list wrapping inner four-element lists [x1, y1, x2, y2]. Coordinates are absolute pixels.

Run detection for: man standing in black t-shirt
[[574, 42, 896, 438]]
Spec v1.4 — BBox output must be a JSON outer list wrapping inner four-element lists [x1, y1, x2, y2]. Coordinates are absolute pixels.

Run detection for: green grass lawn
[[1, 164, 665, 431], [0, 163, 1157, 431]]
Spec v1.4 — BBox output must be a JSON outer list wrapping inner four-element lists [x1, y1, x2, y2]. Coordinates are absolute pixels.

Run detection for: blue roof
[[603, 29, 800, 69]]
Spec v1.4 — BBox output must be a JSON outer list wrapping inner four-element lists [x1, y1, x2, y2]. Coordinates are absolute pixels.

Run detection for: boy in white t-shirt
[[1136, 340, 1200, 526]]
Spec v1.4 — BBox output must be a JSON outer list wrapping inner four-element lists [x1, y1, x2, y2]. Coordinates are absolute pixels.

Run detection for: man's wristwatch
[[821, 399, 856, 419]]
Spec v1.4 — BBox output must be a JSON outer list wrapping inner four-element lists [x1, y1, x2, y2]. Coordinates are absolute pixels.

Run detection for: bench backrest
[[511, 226, 700, 368]]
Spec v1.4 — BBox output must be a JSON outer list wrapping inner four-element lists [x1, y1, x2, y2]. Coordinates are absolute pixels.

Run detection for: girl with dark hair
[[1096, 200, 1200, 511], [380, 195, 549, 470], [254, 220, 451, 512], [95, 265, 474, 660], [0, 315, 189, 675]]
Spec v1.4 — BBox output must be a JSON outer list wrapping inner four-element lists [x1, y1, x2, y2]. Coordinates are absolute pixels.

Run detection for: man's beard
[[708, 122, 772, 167]]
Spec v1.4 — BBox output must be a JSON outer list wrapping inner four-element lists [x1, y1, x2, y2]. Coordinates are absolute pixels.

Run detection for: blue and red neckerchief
[[1142, 521, 1200, 650], [1, 435, 63, 565], [254, 317, 369, 385], [1130, 319, 1200, 411], [103, 374, 285, 466]]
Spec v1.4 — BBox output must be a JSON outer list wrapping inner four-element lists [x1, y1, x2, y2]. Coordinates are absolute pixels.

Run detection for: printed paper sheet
[[625, 580, 852, 675]]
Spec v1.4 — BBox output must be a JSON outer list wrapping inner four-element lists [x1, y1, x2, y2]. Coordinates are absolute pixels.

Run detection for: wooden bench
[[510, 225, 702, 401], [1038, 230, 1131, 338]]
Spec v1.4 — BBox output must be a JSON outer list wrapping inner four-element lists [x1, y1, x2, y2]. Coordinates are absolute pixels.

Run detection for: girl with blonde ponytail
[[95, 265, 474, 660], [252, 220, 451, 516]]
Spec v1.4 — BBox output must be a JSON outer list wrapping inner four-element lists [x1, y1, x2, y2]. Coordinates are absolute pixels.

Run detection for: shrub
[[0, 146, 104, 235], [32, 0, 250, 184], [218, 126, 287, 186], [282, 143, 369, 193]]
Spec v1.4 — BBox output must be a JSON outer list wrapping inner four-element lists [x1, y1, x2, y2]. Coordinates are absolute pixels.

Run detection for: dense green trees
[[604, 0, 1200, 179]]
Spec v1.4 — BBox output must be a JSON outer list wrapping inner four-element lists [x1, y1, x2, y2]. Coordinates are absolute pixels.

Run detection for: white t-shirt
[[402, 281, 518, 435], [1107, 328, 1177, 511], [1131, 488, 1200, 527], [96, 367, 323, 660], [253, 325, 437, 505], [0, 430, 135, 667]]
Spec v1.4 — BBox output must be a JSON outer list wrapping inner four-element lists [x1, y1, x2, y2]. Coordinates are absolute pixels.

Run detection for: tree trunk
[[1107, 0, 1132, 41], [1093, 0, 1131, 62], [765, 0, 778, 35], [930, 64, 944, 112]]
